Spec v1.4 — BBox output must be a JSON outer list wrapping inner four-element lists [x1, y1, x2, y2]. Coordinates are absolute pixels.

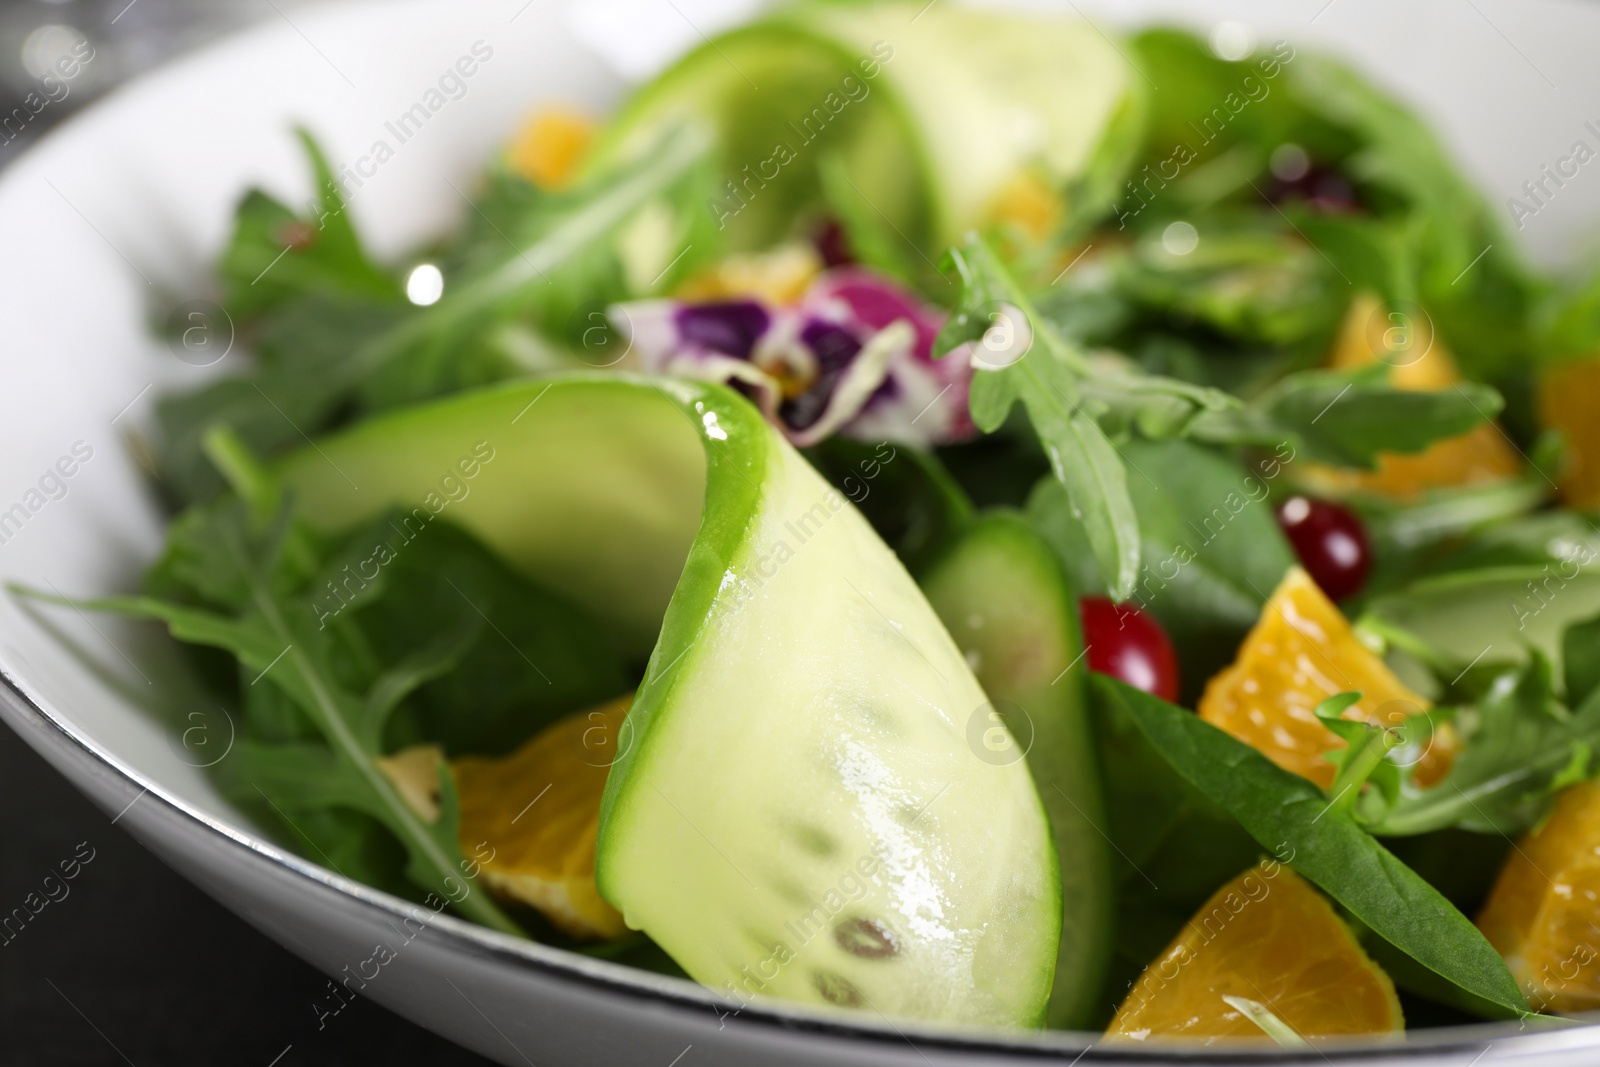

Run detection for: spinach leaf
[[1088, 675, 1261, 1004], [338, 516, 629, 756], [1565, 611, 1600, 710], [1095, 673, 1530, 1017]]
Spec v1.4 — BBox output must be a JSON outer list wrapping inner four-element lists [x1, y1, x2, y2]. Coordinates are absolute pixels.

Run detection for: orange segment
[[1477, 780, 1600, 1012], [1539, 355, 1600, 509], [1301, 293, 1520, 501], [506, 107, 596, 190], [1108, 863, 1403, 1043], [1199, 567, 1453, 789], [674, 243, 823, 306], [378, 694, 633, 940], [987, 170, 1062, 242]]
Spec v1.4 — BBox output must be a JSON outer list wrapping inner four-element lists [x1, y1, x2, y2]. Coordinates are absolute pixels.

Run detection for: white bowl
[[3, 1, 1600, 1062]]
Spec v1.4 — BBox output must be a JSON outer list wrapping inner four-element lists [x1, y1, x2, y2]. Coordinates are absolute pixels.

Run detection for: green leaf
[[1362, 566, 1600, 686], [159, 123, 718, 507], [1087, 675, 1262, 991], [218, 130, 401, 320], [14, 495, 521, 934], [221, 741, 377, 814], [1096, 673, 1530, 1017], [1190, 365, 1502, 468], [1027, 438, 1296, 700], [344, 518, 629, 756], [1374, 654, 1600, 837], [1564, 610, 1600, 709], [1221, 996, 1307, 1047], [1312, 691, 1416, 826], [942, 237, 1143, 598], [1114, 213, 1344, 348], [360, 611, 482, 752]]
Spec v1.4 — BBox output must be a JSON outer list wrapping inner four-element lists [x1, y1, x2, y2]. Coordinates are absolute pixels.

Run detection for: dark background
[[0, 0, 493, 1062], [0, 725, 494, 1064]]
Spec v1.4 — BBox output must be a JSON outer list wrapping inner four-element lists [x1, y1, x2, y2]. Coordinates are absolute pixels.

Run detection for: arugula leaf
[[939, 235, 1500, 596], [1374, 654, 1600, 837], [938, 236, 1262, 597], [1223, 997, 1307, 1047], [1095, 673, 1530, 1017], [1310, 691, 1455, 830], [1362, 567, 1600, 684], [1190, 364, 1501, 468], [940, 237, 1143, 597], [342, 517, 629, 756], [1358, 476, 1551, 561], [218, 128, 403, 320], [12, 496, 521, 934], [158, 123, 718, 505], [1289, 57, 1537, 378], [1113, 212, 1344, 348]]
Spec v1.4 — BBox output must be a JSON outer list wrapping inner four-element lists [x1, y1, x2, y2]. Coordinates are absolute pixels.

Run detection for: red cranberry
[[1265, 162, 1361, 214], [1276, 495, 1371, 600], [1079, 597, 1181, 703], [814, 218, 855, 268], [276, 220, 317, 250]]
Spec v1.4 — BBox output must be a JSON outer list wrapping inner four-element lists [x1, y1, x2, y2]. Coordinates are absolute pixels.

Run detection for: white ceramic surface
[[3, 1, 1600, 1063]]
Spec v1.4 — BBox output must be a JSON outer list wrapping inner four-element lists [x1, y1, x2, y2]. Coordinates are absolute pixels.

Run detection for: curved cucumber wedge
[[590, 2, 1141, 250], [921, 512, 1113, 1029], [278, 375, 1061, 1026]]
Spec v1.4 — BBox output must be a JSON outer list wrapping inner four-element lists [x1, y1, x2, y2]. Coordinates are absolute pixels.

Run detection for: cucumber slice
[[278, 375, 1061, 1026], [921, 512, 1113, 1029], [590, 2, 1141, 251]]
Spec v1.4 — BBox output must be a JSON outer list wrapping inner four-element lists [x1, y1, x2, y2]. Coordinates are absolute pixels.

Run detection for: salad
[[27, 0, 1600, 1045]]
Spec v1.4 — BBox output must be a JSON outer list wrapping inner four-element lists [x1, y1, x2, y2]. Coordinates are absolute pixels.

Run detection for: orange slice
[[506, 106, 596, 190], [378, 694, 633, 940], [987, 170, 1062, 243], [1539, 355, 1600, 509], [1199, 567, 1453, 789], [1299, 292, 1520, 501], [673, 243, 823, 306], [1477, 780, 1600, 1012], [1108, 863, 1403, 1043]]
